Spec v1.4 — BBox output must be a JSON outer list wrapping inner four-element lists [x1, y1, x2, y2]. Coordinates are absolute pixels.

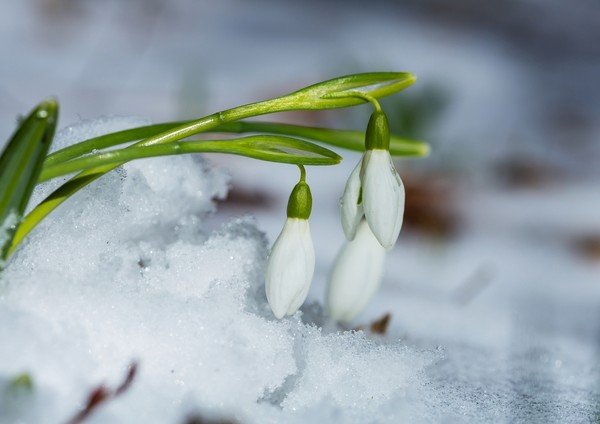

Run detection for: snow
[[0, 118, 439, 424], [0, 1, 599, 421], [1, 117, 597, 423]]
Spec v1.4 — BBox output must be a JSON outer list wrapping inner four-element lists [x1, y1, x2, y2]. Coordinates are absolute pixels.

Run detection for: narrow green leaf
[[7, 135, 338, 256], [8, 175, 97, 258], [0, 99, 58, 261], [44, 120, 427, 169], [40, 135, 341, 182], [280, 72, 416, 110], [215, 121, 429, 157], [44, 122, 187, 166], [215, 136, 342, 165]]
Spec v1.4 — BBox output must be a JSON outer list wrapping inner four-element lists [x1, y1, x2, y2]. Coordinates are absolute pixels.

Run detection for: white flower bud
[[340, 160, 363, 241], [360, 149, 404, 249], [326, 220, 386, 322], [265, 217, 315, 319]]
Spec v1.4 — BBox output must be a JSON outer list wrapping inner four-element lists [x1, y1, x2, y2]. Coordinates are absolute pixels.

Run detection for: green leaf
[[6, 135, 338, 257], [44, 122, 187, 166], [213, 135, 342, 165], [280, 72, 416, 110], [44, 120, 428, 169], [215, 121, 429, 157], [40, 135, 341, 182], [0, 99, 58, 261]]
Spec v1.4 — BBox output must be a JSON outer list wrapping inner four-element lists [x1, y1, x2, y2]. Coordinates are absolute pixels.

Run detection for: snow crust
[[0, 118, 437, 424]]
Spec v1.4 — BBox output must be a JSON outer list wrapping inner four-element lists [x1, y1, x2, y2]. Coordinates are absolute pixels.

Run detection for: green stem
[[217, 122, 428, 156], [338, 92, 382, 112], [298, 164, 307, 182], [44, 122, 188, 166], [39, 137, 340, 182], [44, 120, 428, 169]]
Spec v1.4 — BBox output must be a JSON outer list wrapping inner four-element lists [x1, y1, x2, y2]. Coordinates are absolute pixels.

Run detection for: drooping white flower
[[327, 220, 386, 323], [340, 160, 363, 240], [265, 168, 315, 319], [265, 218, 315, 319], [360, 149, 404, 249], [339, 109, 405, 249]]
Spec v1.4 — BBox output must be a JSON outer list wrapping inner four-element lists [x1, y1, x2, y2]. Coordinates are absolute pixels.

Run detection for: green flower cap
[[287, 180, 312, 220], [364, 110, 390, 151]]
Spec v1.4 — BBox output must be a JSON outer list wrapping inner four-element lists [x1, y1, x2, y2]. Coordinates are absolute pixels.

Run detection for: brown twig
[[369, 313, 392, 335], [67, 361, 138, 424], [355, 313, 393, 335]]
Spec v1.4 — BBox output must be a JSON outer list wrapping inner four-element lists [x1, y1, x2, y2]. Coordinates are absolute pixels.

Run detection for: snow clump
[[0, 117, 435, 424]]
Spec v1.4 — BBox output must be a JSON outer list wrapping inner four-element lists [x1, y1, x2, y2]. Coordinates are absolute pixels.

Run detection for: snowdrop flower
[[340, 109, 404, 249], [340, 160, 363, 240], [265, 167, 315, 319], [361, 149, 404, 249], [327, 219, 386, 322]]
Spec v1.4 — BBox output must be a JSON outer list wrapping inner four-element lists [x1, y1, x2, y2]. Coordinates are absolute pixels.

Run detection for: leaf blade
[[215, 121, 429, 157], [40, 135, 341, 182], [43, 119, 428, 170], [44, 122, 188, 166], [283, 72, 417, 109], [8, 135, 338, 256], [0, 99, 58, 260]]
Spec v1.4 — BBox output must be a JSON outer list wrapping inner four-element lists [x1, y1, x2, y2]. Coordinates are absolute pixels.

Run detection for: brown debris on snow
[[67, 361, 138, 424]]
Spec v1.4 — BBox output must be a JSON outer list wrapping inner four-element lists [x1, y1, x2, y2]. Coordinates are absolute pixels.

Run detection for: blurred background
[[1, 0, 599, 420]]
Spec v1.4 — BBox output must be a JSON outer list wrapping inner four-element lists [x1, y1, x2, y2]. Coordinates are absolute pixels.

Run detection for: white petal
[[340, 159, 364, 240], [361, 149, 405, 249], [265, 218, 315, 319], [326, 220, 386, 322]]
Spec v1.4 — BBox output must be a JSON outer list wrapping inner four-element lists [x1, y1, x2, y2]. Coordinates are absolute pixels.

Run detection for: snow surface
[[2, 117, 598, 424], [1, 1, 599, 422], [0, 118, 439, 424]]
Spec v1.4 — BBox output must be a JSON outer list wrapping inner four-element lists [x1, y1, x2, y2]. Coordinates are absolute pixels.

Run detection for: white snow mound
[[0, 117, 436, 424]]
